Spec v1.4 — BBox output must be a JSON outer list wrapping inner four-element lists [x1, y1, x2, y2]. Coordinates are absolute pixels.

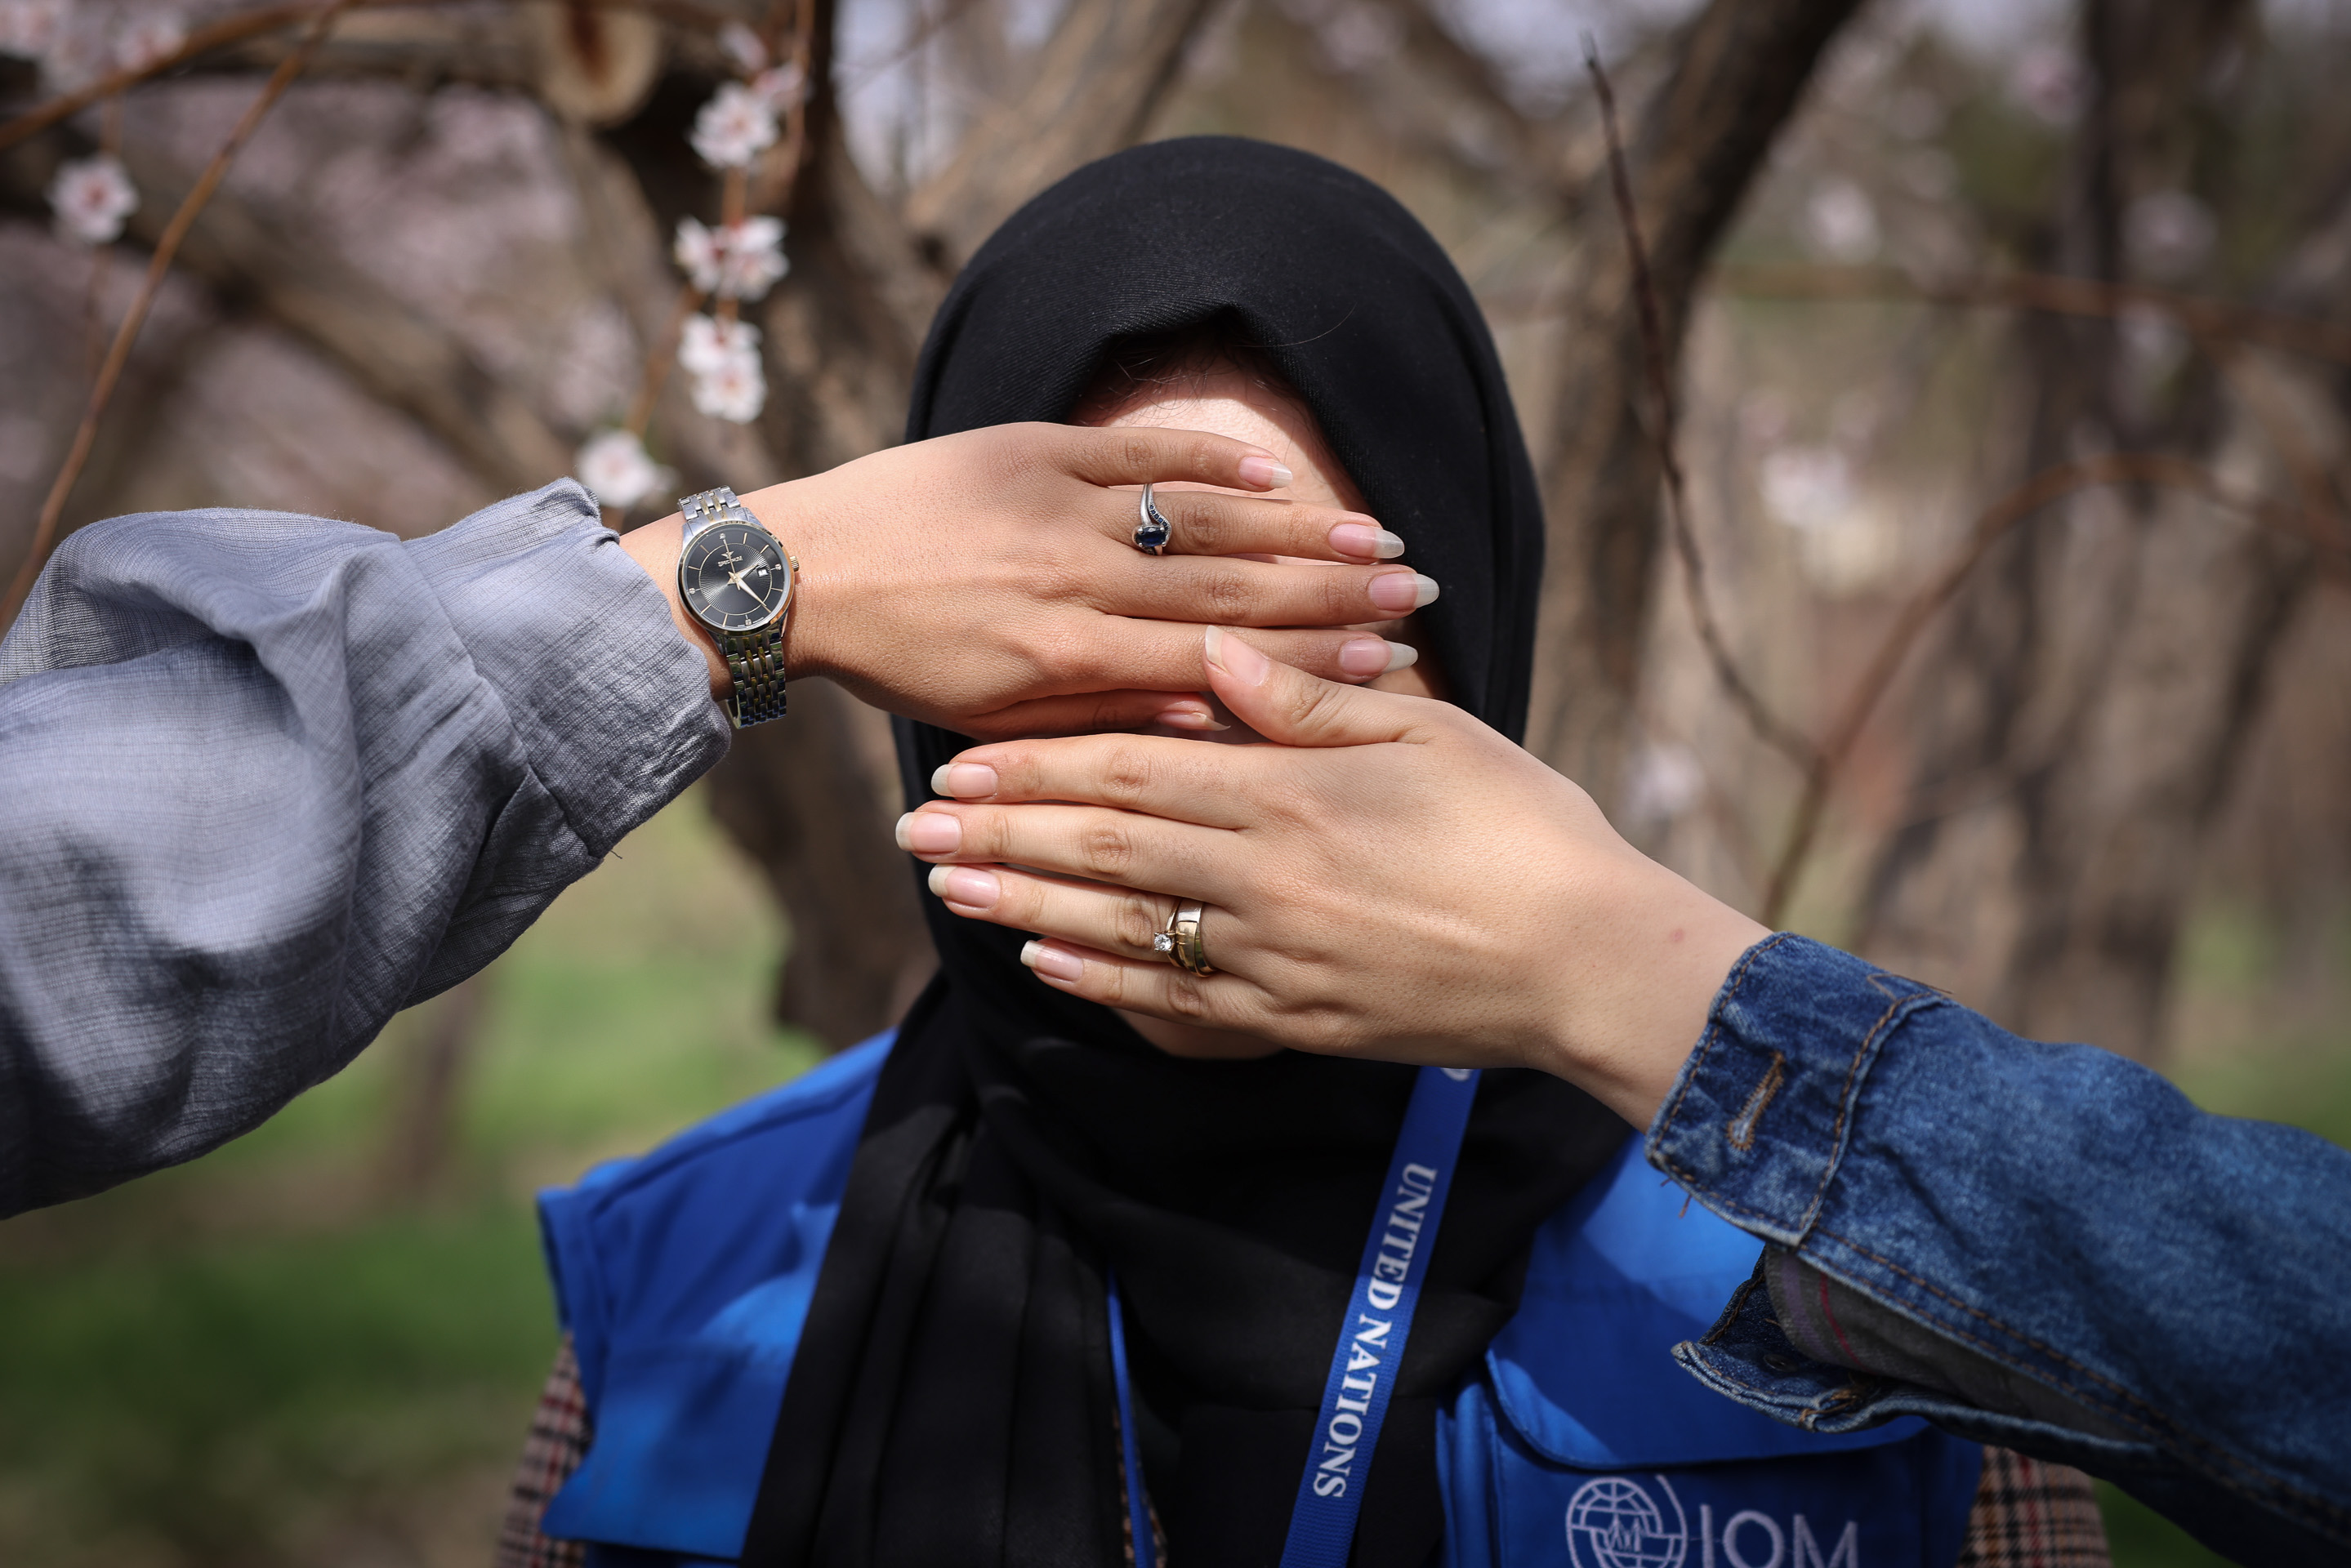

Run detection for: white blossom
[[114, 9, 185, 73], [718, 20, 767, 74], [2009, 42, 2082, 127], [752, 61, 805, 111], [679, 312, 758, 376], [1802, 179, 1880, 264], [690, 82, 778, 169], [576, 428, 671, 510], [2126, 190, 2216, 281], [0, 0, 60, 60], [49, 154, 136, 246], [690, 352, 767, 423], [674, 215, 788, 301], [679, 313, 766, 424]]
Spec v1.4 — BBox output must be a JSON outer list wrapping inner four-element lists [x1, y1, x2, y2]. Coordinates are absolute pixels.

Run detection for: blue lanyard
[[1281, 1065, 1480, 1568], [1104, 1066, 1479, 1568]]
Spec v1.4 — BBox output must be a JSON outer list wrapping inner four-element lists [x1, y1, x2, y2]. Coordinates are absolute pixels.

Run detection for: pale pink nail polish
[[1329, 522, 1407, 560], [1205, 626, 1270, 686], [930, 865, 999, 909], [1236, 454, 1295, 489], [1367, 572, 1441, 613], [897, 811, 960, 855], [930, 762, 998, 798], [1337, 637, 1391, 678], [1021, 941, 1086, 982], [1158, 701, 1229, 732]]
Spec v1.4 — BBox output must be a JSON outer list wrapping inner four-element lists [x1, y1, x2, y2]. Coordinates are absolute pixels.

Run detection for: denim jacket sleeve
[[0, 483, 730, 1217], [1645, 933, 2351, 1565]]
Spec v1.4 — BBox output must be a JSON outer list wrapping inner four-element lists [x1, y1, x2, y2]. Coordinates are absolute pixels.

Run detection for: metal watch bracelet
[[678, 486, 792, 728]]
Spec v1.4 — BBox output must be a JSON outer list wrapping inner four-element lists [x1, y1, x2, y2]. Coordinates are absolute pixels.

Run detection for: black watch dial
[[680, 523, 791, 633]]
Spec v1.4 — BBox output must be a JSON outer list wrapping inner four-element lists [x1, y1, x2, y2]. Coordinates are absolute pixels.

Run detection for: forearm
[[1646, 933, 2351, 1560], [0, 483, 727, 1215]]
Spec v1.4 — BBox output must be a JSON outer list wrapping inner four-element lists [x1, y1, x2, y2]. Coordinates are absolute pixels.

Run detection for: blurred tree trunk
[[379, 969, 490, 1199], [1526, 0, 1866, 801], [697, 0, 1225, 1050], [1856, 0, 2335, 1058]]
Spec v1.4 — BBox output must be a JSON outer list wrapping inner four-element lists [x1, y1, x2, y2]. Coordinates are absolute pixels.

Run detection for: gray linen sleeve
[[0, 482, 731, 1215]]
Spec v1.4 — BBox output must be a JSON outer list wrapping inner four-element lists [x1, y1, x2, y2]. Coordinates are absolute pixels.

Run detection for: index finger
[[1050, 424, 1291, 492], [924, 732, 1258, 829]]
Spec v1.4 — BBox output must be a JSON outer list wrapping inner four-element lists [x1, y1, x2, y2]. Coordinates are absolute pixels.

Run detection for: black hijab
[[743, 138, 1626, 1568]]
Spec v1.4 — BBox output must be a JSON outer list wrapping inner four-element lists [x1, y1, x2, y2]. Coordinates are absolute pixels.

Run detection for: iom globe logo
[[1565, 1474, 1689, 1568]]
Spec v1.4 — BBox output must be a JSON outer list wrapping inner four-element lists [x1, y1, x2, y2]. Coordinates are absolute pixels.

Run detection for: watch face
[[680, 523, 791, 632]]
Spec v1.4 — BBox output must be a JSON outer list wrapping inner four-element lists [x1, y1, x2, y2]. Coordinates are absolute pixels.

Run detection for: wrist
[[738, 476, 845, 684], [1528, 848, 1769, 1129]]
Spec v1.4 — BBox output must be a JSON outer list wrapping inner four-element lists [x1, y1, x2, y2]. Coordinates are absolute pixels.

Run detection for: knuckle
[[1119, 433, 1156, 479], [1201, 567, 1259, 619], [1166, 972, 1210, 1019], [1113, 893, 1165, 952], [1077, 818, 1135, 879], [1097, 743, 1156, 808]]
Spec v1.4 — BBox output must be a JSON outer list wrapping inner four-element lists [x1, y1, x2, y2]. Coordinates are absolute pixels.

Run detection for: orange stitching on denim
[[1728, 1052, 1786, 1151], [1800, 992, 1908, 1229], [1656, 933, 1791, 1141]]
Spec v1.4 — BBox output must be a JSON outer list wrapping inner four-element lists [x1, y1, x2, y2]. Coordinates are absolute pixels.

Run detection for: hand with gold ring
[[896, 627, 1767, 1126]]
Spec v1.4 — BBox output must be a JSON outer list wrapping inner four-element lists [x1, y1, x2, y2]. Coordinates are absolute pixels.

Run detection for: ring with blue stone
[[1133, 483, 1173, 555]]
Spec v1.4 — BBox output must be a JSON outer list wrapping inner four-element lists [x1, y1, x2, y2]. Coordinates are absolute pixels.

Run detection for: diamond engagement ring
[[1133, 483, 1173, 555], [1154, 902, 1213, 976]]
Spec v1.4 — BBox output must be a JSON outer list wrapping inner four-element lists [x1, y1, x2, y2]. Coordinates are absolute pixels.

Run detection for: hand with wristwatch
[[614, 422, 1436, 739]]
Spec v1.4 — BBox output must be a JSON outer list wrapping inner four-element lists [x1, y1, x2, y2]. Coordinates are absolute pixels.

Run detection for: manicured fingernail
[[1337, 637, 1389, 678], [1021, 940, 1086, 982], [930, 763, 998, 798], [1329, 522, 1406, 560], [894, 810, 960, 855], [1205, 625, 1269, 686], [1158, 699, 1229, 731], [1367, 571, 1440, 612], [1236, 454, 1294, 489], [928, 864, 1000, 910]]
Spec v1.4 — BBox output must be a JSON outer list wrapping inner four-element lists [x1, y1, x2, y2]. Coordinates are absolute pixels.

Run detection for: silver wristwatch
[[676, 486, 796, 728]]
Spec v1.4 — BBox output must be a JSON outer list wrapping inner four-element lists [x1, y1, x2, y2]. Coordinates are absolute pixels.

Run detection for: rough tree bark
[[1525, 0, 1867, 801], [1855, 0, 2334, 1058]]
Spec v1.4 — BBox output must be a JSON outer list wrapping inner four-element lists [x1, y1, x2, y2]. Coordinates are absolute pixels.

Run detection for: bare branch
[[1585, 41, 1817, 771], [7, 0, 357, 623], [1526, 0, 1865, 796], [1759, 452, 2340, 926], [903, 0, 1219, 266]]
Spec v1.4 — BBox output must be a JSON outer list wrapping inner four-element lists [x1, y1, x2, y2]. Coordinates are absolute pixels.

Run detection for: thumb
[[1204, 626, 1420, 747]]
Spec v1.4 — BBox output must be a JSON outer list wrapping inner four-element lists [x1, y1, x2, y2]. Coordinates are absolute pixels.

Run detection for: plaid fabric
[[1956, 1446, 2112, 1567], [497, 1335, 590, 1568], [492, 1346, 2107, 1568]]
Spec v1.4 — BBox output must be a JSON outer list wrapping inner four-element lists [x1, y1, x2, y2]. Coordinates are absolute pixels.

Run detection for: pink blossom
[[576, 429, 671, 510], [49, 154, 136, 246], [678, 312, 759, 377], [719, 20, 767, 75], [114, 9, 185, 73], [0, 0, 60, 60], [2009, 43, 2082, 128], [674, 215, 788, 301], [690, 353, 766, 423], [690, 82, 778, 169], [678, 313, 765, 423], [752, 61, 805, 112]]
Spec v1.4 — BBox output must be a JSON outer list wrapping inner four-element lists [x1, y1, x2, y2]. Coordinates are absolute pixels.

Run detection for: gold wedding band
[[1153, 902, 1214, 977]]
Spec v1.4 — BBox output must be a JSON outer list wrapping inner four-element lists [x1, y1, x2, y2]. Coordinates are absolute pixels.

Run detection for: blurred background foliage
[[3, 0, 2349, 1562]]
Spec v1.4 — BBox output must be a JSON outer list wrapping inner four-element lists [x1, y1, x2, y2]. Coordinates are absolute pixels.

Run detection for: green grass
[[0, 791, 821, 1567]]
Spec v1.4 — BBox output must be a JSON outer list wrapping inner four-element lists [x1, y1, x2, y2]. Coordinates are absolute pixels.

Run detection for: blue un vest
[[538, 1033, 1980, 1566]]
